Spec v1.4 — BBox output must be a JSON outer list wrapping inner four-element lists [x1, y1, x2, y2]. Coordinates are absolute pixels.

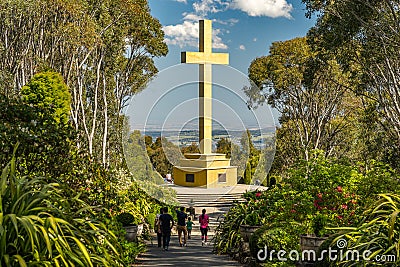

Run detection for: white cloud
[[230, 0, 293, 18], [174, 0, 187, 3], [163, 1, 235, 50], [228, 18, 239, 25], [213, 18, 239, 26], [182, 13, 204, 21], [212, 28, 228, 49], [163, 21, 199, 48], [253, 38, 257, 42], [163, 21, 228, 49], [193, 0, 228, 15], [239, 44, 246, 50]]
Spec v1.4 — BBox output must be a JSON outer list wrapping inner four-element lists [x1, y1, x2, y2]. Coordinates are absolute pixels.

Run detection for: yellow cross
[[181, 20, 229, 154]]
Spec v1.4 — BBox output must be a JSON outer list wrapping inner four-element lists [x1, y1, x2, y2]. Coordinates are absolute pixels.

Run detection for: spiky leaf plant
[[330, 193, 400, 266], [0, 148, 123, 266]]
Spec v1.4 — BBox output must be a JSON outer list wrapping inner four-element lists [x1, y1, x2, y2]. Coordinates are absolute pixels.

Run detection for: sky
[[129, 64, 275, 132], [127, 0, 316, 133], [147, 0, 316, 74]]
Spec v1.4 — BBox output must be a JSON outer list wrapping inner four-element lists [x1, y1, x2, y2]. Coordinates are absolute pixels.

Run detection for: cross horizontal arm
[[181, 51, 229, 65]]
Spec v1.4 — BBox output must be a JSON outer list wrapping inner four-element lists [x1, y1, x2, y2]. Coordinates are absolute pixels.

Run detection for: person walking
[[186, 216, 194, 239], [199, 209, 209, 246], [175, 206, 188, 247], [158, 207, 174, 251], [154, 208, 163, 248]]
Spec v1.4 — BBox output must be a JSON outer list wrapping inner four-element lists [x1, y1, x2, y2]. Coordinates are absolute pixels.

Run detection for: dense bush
[[117, 213, 136, 226], [0, 93, 75, 177], [328, 194, 400, 266], [214, 151, 400, 266], [0, 74, 168, 265], [0, 154, 123, 266]]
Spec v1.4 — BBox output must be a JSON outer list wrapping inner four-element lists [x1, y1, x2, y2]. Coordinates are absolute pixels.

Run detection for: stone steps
[[171, 184, 267, 235], [177, 193, 246, 208], [176, 191, 247, 233]]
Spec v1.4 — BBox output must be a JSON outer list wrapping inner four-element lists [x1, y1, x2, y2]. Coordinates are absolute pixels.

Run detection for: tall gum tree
[[248, 37, 359, 169], [303, 0, 400, 164], [0, 0, 168, 167]]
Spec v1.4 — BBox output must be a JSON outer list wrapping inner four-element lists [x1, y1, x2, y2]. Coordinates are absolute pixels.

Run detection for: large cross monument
[[173, 20, 238, 188]]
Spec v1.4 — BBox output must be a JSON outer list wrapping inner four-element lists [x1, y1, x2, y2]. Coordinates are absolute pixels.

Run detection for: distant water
[[142, 128, 275, 149]]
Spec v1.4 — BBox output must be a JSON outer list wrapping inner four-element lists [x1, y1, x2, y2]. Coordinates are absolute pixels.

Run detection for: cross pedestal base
[[173, 153, 238, 188]]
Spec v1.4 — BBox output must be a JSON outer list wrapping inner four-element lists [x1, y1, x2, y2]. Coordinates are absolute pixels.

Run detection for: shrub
[[0, 153, 123, 266], [330, 194, 400, 266], [21, 71, 71, 124], [117, 212, 135, 226], [249, 224, 303, 264]]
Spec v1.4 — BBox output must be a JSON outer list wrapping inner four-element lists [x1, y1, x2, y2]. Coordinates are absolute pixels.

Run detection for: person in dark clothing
[[175, 206, 188, 246], [158, 207, 174, 251], [154, 208, 163, 248]]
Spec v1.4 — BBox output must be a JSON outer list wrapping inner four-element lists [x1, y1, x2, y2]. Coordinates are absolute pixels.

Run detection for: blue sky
[[129, 64, 274, 131], [127, 0, 317, 133], [148, 0, 316, 74]]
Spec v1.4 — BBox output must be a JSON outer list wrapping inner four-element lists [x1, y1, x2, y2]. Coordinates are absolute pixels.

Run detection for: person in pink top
[[199, 209, 209, 246]]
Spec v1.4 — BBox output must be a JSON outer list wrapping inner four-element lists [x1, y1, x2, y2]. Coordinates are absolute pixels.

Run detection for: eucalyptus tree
[[248, 37, 358, 168], [0, 0, 168, 167], [303, 0, 400, 165]]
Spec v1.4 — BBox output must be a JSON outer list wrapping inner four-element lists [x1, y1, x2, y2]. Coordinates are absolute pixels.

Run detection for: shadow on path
[[135, 235, 242, 267]]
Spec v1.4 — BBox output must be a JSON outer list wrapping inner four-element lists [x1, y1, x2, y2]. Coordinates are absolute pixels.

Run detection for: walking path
[[135, 234, 242, 266], [135, 184, 267, 266]]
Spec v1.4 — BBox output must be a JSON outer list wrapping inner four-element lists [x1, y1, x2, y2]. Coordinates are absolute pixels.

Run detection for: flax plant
[[0, 148, 122, 266]]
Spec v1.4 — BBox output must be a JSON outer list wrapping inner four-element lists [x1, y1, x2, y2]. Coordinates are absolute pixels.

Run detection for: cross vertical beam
[[181, 20, 229, 154], [199, 62, 212, 154]]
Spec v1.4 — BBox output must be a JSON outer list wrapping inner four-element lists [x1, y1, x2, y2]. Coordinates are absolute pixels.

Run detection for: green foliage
[[120, 241, 146, 266], [303, 0, 400, 169], [249, 225, 303, 264], [181, 142, 200, 154], [248, 37, 359, 174], [216, 138, 232, 158], [124, 131, 164, 184], [355, 161, 400, 207], [146, 213, 157, 231], [21, 71, 71, 124], [0, 93, 75, 177], [213, 202, 247, 255], [0, 0, 168, 166], [240, 130, 260, 184], [0, 153, 123, 266], [214, 151, 400, 261], [331, 194, 400, 266], [244, 162, 252, 185], [0, 2, 171, 265], [312, 213, 328, 237], [123, 130, 177, 204], [116, 213, 135, 226], [230, 141, 249, 178], [145, 136, 181, 178]]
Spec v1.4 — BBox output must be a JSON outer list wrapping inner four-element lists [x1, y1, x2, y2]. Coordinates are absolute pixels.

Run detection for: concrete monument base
[[173, 153, 238, 188]]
